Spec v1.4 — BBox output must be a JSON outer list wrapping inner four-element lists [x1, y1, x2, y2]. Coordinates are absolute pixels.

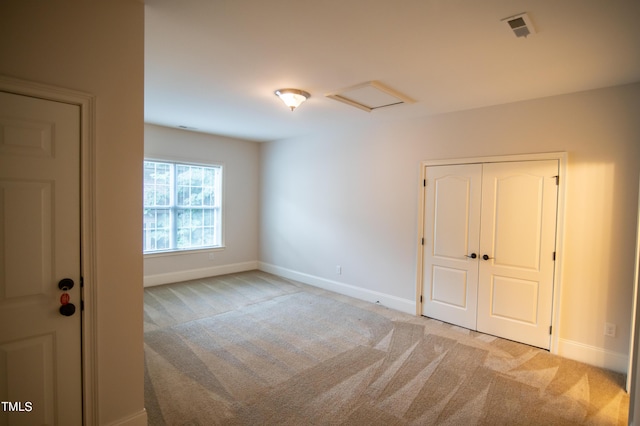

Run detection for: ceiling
[[144, 0, 640, 142]]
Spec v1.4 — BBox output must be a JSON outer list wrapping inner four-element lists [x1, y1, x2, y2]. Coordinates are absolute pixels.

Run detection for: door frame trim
[[0, 75, 99, 425], [416, 151, 567, 354]]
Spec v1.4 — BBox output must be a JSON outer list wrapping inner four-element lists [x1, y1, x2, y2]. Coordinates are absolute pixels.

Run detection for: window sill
[[143, 246, 226, 259]]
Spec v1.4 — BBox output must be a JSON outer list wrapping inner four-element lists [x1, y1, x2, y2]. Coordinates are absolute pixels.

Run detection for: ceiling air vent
[[502, 12, 536, 38], [325, 81, 415, 112]]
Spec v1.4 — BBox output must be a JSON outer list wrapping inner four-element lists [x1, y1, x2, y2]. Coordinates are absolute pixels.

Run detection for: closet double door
[[421, 160, 558, 349]]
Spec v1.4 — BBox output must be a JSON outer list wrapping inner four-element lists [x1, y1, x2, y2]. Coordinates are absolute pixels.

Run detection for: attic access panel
[[326, 81, 416, 112]]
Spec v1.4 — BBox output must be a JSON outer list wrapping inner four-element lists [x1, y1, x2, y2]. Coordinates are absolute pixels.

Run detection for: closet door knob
[[465, 253, 477, 259], [482, 254, 493, 261]]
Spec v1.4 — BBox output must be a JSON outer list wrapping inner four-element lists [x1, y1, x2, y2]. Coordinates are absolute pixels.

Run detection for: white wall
[[260, 83, 640, 372], [0, 1, 145, 424], [144, 124, 260, 286]]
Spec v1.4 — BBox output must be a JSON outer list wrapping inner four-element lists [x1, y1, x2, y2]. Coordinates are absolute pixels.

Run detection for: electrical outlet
[[604, 322, 617, 337], [336, 265, 342, 275]]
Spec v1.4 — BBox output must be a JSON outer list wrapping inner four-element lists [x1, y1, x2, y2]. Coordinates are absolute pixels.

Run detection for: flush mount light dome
[[274, 88, 310, 111]]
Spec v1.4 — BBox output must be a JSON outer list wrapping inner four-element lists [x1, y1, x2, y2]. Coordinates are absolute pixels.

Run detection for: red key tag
[[60, 292, 70, 305]]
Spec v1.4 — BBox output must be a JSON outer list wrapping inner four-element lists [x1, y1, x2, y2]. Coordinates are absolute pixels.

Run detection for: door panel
[[433, 174, 475, 259], [477, 160, 558, 349], [0, 91, 82, 425], [492, 173, 544, 270], [432, 266, 468, 308], [1, 335, 55, 425], [1, 181, 53, 296], [489, 275, 539, 324], [422, 164, 482, 329]]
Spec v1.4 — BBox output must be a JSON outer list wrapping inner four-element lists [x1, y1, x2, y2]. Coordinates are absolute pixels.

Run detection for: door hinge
[[553, 175, 559, 185], [80, 276, 85, 311], [421, 238, 424, 245], [549, 325, 552, 335], [420, 295, 423, 303], [423, 179, 426, 187], [553, 252, 556, 261]]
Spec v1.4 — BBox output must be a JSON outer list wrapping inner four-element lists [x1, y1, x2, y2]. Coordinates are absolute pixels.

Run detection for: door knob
[[58, 278, 76, 316], [482, 254, 493, 260], [59, 303, 76, 317], [465, 253, 477, 259], [58, 278, 74, 291]]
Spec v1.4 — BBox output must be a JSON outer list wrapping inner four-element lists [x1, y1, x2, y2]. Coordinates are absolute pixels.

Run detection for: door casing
[[416, 152, 567, 354], [0, 75, 98, 425]]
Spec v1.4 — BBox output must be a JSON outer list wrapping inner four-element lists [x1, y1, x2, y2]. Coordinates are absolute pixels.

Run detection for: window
[[143, 160, 222, 253]]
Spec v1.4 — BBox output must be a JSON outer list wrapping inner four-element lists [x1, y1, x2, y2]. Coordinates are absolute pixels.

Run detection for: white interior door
[[422, 164, 482, 329], [476, 160, 558, 349], [0, 91, 82, 425], [420, 159, 559, 350]]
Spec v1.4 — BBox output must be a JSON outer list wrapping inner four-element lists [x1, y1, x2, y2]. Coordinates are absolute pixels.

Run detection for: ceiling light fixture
[[274, 88, 310, 111]]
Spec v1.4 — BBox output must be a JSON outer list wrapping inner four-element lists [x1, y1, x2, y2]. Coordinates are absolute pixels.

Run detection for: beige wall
[[2, 6, 635, 425], [144, 124, 260, 285], [0, 0, 145, 424], [260, 83, 640, 371]]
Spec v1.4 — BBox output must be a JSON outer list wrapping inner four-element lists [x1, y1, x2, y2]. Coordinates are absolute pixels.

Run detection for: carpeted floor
[[144, 270, 629, 425]]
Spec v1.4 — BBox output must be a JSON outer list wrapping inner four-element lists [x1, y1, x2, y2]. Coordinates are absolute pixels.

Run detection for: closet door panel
[[492, 173, 544, 271], [422, 164, 482, 329], [477, 160, 558, 349]]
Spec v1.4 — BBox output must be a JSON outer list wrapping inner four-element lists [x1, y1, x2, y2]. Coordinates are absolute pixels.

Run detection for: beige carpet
[[144, 271, 629, 425]]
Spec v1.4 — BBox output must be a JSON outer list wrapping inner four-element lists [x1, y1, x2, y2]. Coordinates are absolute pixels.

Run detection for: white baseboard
[[258, 262, 415, 315], [557, 338, 629, 374], [106, 409, 147, 426], [145, 261, 629, 375], [144, 261, 259, 287]]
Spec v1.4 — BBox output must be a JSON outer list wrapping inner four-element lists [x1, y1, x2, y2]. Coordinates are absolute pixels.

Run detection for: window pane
[[143, 208, 171, 252], [155, 164, 171, 184], [144, 161, 172, 207], [144, 162, 155, 182], [176, 209, 191, 248], [191, 227, 203, 246], [143, 184, 155, 207], [176, 208, 216, 249], [177, 186, 189, 206], [155, 185, 171, 206], [144, 161, 171, 184], [203, 185, 214, 206], [156, 210, 170, 228], [176, 165, 190, 186], [202, 226, 219, 246], [203, 169, 213, 186], [190, 187, 202, 206], [144, 160, 222, 253], [190, 167, 203, 186], [176, 165, 218, 207], [203, 209, 213, 226]]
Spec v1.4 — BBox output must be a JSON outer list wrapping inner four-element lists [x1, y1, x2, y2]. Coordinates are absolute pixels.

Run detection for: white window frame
[[143, 158, 224, 254]]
